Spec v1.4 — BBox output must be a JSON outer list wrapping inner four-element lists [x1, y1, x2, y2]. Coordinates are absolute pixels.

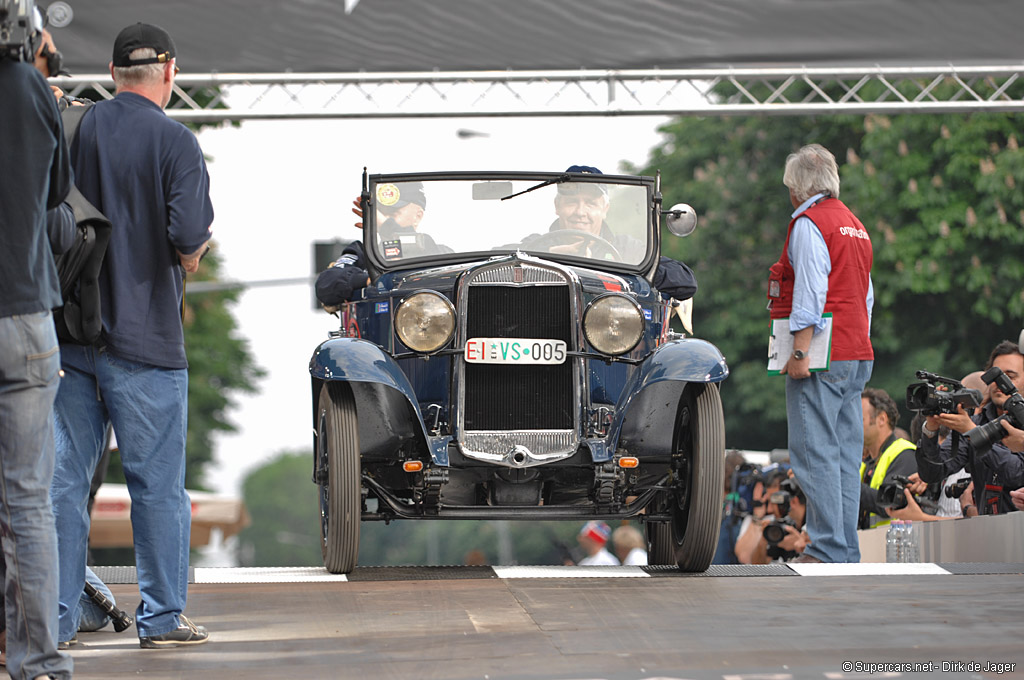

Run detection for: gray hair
[[783, 143, 841, 202], [112, 47, 165, 87]]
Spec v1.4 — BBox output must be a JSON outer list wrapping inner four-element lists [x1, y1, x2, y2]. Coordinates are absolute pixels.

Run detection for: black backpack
[[53, 105, 112, 345]]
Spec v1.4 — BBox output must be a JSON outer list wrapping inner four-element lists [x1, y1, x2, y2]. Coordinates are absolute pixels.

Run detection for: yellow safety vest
[[860, 437, 916, 528]]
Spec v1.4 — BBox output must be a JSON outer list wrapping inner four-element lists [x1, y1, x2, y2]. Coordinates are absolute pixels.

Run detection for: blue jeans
[[51, 344, 191, 640], [0, 312, 73, 679], [78, 565, 114, 632], [786, 359, 873, 563]]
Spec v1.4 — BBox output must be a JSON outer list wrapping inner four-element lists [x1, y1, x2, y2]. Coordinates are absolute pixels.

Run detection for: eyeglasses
[[173, 64, 180, 76]]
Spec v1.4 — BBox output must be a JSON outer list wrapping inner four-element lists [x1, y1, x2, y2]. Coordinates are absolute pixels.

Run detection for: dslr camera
[[944, 477, 971, 499], [966, 366, 1024, 452], [0, 0, 42, 62], [876, 474, 939, 514], [906, 371, 982, 416], [762, 477, 803, 546]]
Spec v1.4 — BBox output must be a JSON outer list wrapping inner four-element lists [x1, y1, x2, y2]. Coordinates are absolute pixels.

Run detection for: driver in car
[[526, 165, 698, 301]]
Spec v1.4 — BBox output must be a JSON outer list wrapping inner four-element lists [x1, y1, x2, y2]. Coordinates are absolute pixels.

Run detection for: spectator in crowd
[[712, 450, 749, 564], [859, 387, 917, 528], [916, 340, 1024, 516], [0, 21, 74, 679], [49, 22, 213, 649], [1011, 487, 1024, 512], [739, 474, 810, 564], [576, 521, 619, 566], [611, 525, 648, 566], [768, 144, 874, 563], [733, 467, 789, 564]]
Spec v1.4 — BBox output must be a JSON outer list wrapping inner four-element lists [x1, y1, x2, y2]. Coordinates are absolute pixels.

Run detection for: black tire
[[316, 382, 361, 573], [670, 384, 725, 572], [645, 516, 674, 565]]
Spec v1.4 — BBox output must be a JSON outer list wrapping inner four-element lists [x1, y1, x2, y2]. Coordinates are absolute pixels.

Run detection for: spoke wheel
[[669, 384, 725, 572], [316, 382, 361, 574]]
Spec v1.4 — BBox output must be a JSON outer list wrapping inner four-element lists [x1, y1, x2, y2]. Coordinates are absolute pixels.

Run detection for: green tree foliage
[[629, 108, 1024, 439], [238, 452, 322, 566]]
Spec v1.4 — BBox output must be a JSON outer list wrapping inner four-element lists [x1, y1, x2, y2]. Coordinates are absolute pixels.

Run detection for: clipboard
[[767, 314, 833, 374]]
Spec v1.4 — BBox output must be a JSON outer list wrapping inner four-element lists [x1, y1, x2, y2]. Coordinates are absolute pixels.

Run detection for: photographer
[[859, 388, 918, 529], [917, 340, 1024, 516], [739, 474, 810, 564], [734, 467, 789, 564]]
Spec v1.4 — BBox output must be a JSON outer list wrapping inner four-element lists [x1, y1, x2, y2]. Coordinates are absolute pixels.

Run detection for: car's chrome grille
[[470, 263, 565, 285], [463, 284, 573, 431], [462, 431, 578, 467]]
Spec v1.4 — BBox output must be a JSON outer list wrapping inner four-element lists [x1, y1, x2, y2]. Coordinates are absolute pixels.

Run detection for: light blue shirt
[[787, 192, 873, 335]]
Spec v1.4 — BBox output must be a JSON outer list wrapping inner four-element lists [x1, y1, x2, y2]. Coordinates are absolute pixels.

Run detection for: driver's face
[[554, 189, 609, 236]]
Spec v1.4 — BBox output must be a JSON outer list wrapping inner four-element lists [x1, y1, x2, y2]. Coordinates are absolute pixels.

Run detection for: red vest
[[768, 198, 874, 361]]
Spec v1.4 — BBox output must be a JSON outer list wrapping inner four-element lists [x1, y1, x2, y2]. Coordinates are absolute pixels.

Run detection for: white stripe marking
[[194, 567, 348, 583], [786, 563, 951, 576], [492, 565, 649, 578]]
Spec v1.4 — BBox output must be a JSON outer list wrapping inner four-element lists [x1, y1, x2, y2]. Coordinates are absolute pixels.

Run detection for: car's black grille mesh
[[464, 285, 573, 430]]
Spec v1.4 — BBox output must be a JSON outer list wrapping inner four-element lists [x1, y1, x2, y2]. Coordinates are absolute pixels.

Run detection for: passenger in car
[[316, 181, 450, 311]]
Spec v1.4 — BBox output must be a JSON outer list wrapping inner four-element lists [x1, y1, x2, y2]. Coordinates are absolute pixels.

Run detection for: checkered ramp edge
[[83, 563, 1011, 583]]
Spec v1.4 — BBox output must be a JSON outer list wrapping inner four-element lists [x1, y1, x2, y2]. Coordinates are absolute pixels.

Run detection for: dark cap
[[377, 181, 427, 212], [112, 23, 176, 67], [559, 165, 607, 197]]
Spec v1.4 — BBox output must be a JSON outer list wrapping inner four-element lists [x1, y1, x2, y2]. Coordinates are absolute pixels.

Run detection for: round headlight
[[395, 291, 456, 353], [583, 294, 644, 355]]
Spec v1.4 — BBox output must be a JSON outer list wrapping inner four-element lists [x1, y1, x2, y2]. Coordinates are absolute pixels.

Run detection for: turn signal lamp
[[403, 461, 424, 473], [618, 457, 639, 469]]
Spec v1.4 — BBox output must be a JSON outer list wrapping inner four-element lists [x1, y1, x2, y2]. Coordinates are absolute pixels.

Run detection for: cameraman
[[859, 388, 917, 528], [734, 467, 788, 564], [739, 474, 810, 564], [917, 340, 1024, 516]]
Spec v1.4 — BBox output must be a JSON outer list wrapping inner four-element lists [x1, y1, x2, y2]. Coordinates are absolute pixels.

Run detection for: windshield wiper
[[501, 173, 570, 201]]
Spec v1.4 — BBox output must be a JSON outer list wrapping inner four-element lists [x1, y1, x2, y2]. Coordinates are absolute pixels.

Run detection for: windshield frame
[[362, 171, 660, 276]]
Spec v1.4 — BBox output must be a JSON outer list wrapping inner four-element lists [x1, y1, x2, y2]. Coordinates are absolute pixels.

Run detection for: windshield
[[366, 176, 653, 269]]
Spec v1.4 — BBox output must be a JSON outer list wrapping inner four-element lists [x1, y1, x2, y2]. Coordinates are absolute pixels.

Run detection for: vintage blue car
[[309, 170, 728, 573]]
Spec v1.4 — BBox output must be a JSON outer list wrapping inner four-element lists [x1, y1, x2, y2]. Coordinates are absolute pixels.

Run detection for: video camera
[[0, 0, 42, 62], [906, 371, 982, 416], [876, 474, 939, 515], [966, 366, 1024, 452]]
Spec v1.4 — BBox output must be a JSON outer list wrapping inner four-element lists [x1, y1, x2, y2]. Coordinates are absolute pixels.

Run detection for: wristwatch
[[792, 349, 807, 361]]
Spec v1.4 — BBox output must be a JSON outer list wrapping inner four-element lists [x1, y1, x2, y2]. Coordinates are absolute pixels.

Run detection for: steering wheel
[[525, 230, 622, 261]]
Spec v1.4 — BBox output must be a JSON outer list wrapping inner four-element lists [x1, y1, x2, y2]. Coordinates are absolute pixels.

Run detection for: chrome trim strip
[[461, 430, 577, 467]]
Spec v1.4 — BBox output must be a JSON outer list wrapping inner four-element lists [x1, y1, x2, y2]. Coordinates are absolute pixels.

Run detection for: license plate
[[465, 338, 567, 365]]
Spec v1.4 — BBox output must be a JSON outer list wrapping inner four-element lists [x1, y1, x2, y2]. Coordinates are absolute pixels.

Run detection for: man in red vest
[[767, 144, 874, 563]]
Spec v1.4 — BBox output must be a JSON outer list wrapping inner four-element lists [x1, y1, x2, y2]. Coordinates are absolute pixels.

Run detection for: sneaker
[[139, 616, 209, 649], [57, 634, 78, 650]]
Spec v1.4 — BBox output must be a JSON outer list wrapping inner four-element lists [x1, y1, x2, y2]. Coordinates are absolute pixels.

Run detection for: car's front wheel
[[659, 384, 725, 572], [316, 382, 361, 574]]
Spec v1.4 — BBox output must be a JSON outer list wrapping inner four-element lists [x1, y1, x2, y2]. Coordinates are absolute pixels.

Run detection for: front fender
[[602, 338, 729, 461], [310, 338, 450, 465]]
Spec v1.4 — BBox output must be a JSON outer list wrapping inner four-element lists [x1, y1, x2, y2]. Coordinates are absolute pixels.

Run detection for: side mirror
[[663, 203, 697, 237]]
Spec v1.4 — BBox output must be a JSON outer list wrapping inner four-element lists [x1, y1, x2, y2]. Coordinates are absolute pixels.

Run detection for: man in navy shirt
[[49, 22, 213, 649], [0, 34, 75, 679]]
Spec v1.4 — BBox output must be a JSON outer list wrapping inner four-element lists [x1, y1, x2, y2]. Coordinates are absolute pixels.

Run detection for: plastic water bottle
[[894, 520, 905, 563], [885, 521, 897, 563], [905, 521, 920, 563]]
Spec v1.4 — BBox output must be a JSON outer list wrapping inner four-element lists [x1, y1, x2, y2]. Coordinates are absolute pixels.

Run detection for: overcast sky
[[198, 114, 671, 496]]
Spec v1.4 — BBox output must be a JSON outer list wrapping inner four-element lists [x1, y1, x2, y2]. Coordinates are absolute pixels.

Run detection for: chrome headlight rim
[[583, 293, 645, 356], [394, 290, 456, 354]]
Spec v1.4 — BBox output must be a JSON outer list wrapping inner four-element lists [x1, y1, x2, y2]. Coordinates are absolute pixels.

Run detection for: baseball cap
[[378, 181, 427, 212], [560, 165, 608, 197], [579, 520, 611, 545], [112, 22, 176, 67]]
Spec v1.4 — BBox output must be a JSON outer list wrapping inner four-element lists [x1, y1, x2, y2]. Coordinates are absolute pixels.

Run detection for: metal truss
[[52, 64, 1024, 123]]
